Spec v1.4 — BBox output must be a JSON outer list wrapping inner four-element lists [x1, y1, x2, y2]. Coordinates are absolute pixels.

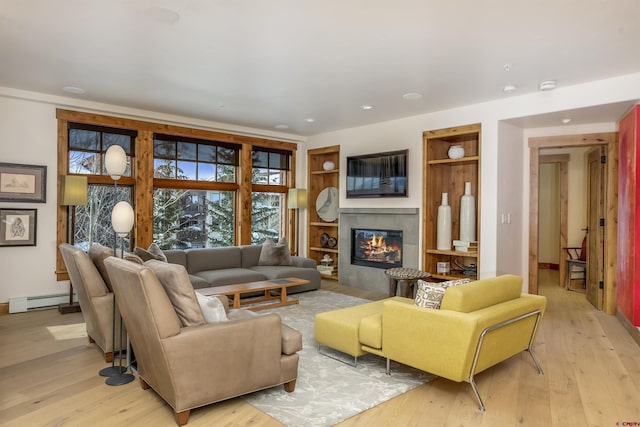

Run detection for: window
[[153, 134, 239, 182], [251, 148, 291, 243], [57, 109, 299, 280], [67, 123, 136, 250], [152, 134, 240, 249], [68, 123, 135, 177]]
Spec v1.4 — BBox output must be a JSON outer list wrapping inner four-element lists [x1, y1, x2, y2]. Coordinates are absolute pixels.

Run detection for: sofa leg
[[88, 336, 95, 344], [104, 352, 113, 363], [469, 377, 485, 412], [284, 379, 296, 392], [386, 358, 391, 375], [317, 344, 358, 367], [140, 377, 150, 390], [527, 348, 544, 375], [175, 410, 190, 426]]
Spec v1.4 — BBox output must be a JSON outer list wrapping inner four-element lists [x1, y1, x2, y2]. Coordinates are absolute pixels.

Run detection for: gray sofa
[[163, 245, 321, 294]]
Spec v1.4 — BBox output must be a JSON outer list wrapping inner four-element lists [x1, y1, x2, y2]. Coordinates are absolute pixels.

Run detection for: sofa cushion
[[440, 274, 522, 313], [144, 259, 205, 327], [240, 244, 263, 268], [415, 278, 470, 309], [359, 313, 383, 350], [134, 243, 167, 262], [193, 268, 266, 286], [258, 238, 292, 266], [195, 292, 228, 323], [188, 247, 242, 272], [88, 244, 115, 291], [163, 249, 188, 268]]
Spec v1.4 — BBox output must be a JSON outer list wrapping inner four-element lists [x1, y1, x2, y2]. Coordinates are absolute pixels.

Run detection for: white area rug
[[244, 289, 434, 427]]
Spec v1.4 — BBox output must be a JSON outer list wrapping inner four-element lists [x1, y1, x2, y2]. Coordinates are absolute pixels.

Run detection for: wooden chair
[[564, 235, 587, 292]]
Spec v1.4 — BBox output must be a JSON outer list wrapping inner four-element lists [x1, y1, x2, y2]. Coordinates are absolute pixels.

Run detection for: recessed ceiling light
[[274, 124, 289, 129], [503, 84, 517, 93], [304, 118, 316, 123], [360, 104, 373, 110], [503, 64, 512, 72], [63, 86, 85, 94], [561, 118, 572, 124], [538, 80, 556, 91], [402, 92, 423, 101]]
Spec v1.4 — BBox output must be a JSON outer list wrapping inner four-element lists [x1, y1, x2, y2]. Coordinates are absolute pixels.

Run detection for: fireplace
[[351, 228, 402, 269]]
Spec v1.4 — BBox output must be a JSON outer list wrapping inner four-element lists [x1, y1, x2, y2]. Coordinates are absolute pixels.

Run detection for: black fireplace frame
[[351, 227, 403, 270]]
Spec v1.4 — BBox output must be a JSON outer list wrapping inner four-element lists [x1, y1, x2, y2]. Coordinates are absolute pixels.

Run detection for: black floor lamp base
[[105, 373, 135, 386], [99, 366, 127, 377]]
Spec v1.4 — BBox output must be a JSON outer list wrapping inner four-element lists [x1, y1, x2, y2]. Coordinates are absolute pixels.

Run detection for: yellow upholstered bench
[[314, 297, 405, 365]]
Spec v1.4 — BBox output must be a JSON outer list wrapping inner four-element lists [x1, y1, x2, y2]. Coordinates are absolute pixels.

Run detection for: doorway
[[528, 132, 618, 315]]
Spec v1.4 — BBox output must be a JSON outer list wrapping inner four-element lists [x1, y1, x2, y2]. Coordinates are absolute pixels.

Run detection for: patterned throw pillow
[[414, 278, 471, 309]]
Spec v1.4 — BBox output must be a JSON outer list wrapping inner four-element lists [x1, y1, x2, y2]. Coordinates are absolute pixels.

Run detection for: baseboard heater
[[9, 293, 69, 313]]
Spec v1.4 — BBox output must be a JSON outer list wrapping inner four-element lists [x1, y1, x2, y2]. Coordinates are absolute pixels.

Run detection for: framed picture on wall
[[0, 163, 47, 203], [0, 208, 37, 247]]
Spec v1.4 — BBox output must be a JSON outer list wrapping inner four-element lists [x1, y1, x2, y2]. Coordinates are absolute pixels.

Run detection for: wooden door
[[586, 146, 605, 309]]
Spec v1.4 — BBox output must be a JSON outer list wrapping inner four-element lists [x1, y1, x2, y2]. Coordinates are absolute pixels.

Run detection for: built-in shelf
[[426, 249, 478, 258], [309, 222, 339, 228], [307, 145, 340, 281], [309, 247, 339, 254], [311, 169, 339, 175], [422, 123, 481, 281]]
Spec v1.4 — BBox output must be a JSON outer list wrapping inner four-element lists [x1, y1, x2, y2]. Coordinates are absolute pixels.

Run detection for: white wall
[[305, 73, 640, 286], [496, 121, 525, 276], [1, 73, 639, 303], [0, 89, 304, 304]]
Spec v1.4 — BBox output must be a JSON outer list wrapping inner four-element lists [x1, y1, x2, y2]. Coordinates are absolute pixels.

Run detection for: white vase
[[448, 145, 465, 159], [437, 192, 452, 250], [322, 160, 335, 171], [459, 182, 476, 242]]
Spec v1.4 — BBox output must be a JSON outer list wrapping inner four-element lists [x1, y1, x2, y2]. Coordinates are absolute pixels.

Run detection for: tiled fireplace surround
[[338, 208, 420, 295]]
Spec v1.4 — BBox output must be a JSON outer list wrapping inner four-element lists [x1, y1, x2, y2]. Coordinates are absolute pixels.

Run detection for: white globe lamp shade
[[112, 201, 135, 237], [105, 145, 127, 180]]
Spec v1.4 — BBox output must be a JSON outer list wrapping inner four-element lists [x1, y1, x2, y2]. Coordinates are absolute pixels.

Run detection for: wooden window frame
[[56, 109, 298, 280]]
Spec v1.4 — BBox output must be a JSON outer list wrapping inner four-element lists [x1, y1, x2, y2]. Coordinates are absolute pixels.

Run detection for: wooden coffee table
[[196, 277, 310, 311]]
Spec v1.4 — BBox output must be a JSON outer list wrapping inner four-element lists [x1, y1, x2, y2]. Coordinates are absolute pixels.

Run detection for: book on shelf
[[454, 245, 478, 253], [452, 240, 478, 247]]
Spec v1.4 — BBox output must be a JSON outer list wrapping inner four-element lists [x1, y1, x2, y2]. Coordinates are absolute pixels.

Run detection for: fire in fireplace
[[351, 228, 402, 269]]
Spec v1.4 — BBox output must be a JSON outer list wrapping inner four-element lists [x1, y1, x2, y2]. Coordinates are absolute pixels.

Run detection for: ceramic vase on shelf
[[322, 160, 335, 171], [437, 192, 452, 250], [447, 145, 465, 159], [459, 182, 476, 242]]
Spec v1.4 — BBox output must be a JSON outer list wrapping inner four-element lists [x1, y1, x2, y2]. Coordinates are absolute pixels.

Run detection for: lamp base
[[105, 372, 135, 386], [99, 366, 127, 377]]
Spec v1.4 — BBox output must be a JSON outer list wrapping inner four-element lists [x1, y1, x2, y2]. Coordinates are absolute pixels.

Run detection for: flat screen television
[[346, 149, 407, 198]]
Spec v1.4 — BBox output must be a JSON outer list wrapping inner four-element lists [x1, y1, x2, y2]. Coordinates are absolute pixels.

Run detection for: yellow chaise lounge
[[314, 274, 547, 410]]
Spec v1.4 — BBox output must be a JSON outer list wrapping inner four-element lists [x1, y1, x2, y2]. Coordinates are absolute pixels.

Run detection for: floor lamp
[[288, 188, 307, 256], [59, 175, 88, 314], [99, 145, 135, 386]]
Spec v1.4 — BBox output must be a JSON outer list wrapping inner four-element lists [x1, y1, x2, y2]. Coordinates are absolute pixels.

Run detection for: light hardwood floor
[[1, 271, 639, 426]]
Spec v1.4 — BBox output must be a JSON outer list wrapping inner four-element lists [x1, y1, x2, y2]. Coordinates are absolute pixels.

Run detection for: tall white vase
[[459, 182, 476, 242], [437, 192, 452, 250]]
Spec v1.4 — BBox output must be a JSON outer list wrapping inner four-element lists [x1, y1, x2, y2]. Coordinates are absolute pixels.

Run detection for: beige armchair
[[104, 256, 300, 426], [58, 243, 124, 362]]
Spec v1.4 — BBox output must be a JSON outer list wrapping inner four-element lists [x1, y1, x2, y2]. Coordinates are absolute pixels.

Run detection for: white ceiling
[[1, 0, 639, 136]]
